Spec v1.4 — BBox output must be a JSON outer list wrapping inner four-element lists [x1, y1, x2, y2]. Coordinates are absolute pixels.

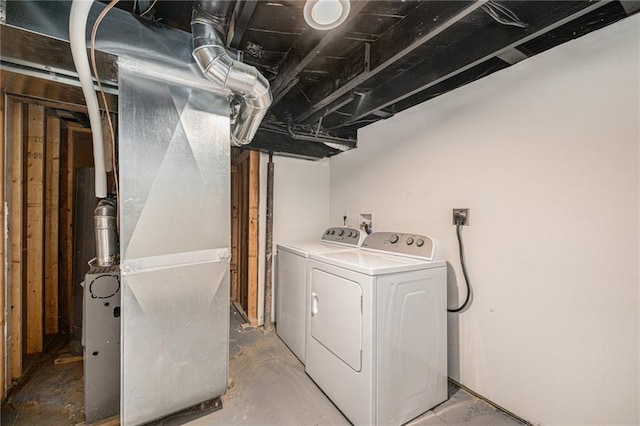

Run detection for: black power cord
[[448, 223, 472, 313]]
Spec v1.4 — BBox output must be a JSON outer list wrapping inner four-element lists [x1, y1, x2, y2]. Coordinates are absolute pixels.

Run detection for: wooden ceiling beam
[[228, 0, 259, 50], [334, 0, 611, 129], [290, 0, 487, 124], [270, 0, 371, 102], [293, 90, 359, 130], [249, 128, 342, 159], [620, 1, 640, 16]]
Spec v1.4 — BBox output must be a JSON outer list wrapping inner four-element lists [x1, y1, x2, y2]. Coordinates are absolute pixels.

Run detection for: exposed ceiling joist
[[3, 0, 631, 159], [496, 48, 530, 65], [334, 0, 612, 129], [228, 0, 259, 50], [270, 0, 370, 103], [250, 128, 343, 159], [388, 58, 509, 115], [371, 109, 394, 118], [290, 0, 488, 124], [300, 90, 359, 127], [619, 1, 640, 15]]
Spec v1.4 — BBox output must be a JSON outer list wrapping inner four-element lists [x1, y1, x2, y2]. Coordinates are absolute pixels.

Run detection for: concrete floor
[[1, 340, 84, 425], [191, 306, 526, 426], [2, 305, 526, 426]]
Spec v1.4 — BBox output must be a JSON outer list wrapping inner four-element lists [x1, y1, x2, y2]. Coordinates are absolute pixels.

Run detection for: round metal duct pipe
[[94, 199, 118, 267], [191, 0, 272, 146]]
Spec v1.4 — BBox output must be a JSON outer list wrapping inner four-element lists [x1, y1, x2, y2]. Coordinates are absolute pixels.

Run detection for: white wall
[[330, 16, 639, 426], [271, 155, 331, 244], [257, 153, 331, 324]]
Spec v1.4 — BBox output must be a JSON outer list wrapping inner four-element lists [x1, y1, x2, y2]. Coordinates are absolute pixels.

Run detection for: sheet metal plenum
[[118, 63, 230, 425]]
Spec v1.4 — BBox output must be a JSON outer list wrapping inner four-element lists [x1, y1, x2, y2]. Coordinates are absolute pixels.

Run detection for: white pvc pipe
[[69, 0, 107, 198]]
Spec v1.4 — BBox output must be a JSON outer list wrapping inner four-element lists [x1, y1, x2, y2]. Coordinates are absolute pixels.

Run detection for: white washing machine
[[275, 227, 364, 364], [305, 232, 447, 425]]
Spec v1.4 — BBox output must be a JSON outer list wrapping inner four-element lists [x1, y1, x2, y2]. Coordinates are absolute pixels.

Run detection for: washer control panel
[[321, 227, 363, 246], [361, 232, 436, 259]]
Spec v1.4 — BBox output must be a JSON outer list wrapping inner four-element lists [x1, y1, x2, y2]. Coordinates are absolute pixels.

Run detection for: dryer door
[[306, 260, 374, 425], [309, 269, 362, 371]]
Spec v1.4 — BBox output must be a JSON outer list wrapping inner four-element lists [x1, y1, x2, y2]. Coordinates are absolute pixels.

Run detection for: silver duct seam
[[191, 1, 272, 146]]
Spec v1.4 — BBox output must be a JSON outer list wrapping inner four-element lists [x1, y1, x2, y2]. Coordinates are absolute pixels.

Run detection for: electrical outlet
[[452, 208, 469, 226], [360, 211, 373, 234]]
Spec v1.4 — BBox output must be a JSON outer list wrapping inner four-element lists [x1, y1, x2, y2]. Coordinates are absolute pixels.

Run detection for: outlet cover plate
[[452, 208, 469, 226]]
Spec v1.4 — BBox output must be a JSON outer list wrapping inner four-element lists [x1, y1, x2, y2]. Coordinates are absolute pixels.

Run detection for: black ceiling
[[105, 0, 635, 158]]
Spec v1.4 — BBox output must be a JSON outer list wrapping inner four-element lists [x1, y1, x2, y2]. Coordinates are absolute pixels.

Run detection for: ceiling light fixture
[[303, 0, 351, 31]]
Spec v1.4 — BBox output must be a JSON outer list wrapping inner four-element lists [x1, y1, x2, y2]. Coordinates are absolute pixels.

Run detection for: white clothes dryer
[[275, 227, 364, 363], [305, 232, 447, 425]]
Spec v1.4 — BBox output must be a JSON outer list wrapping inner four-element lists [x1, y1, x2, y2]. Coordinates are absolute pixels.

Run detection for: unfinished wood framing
[[58, 126, 76, 328], [58, 126, 70, 326], [230, 164, 239, 302], [263, 153, 274, 330], [8, 98, 24, 380], [247, 150, 259, 325], [1, 95, 5, 398], [230, 148, 260, 325], [44, 115, 60, 334], [238, 157, 249, 313], [1, 98, 88, 390], [25, 104, 45, 354]]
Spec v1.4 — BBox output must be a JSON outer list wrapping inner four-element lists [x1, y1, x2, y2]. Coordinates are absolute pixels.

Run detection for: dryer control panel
[[361, 232, 438, 260], [321, 227, 363, 246]]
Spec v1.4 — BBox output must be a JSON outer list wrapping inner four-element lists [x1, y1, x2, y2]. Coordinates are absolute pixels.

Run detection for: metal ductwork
[[94, 199, 118, 267], [191, 0, 272, 146]]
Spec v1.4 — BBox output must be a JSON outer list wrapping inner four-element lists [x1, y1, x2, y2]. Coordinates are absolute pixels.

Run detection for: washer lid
[[308, 250, 445, 276], [277, 242, 358, 258]]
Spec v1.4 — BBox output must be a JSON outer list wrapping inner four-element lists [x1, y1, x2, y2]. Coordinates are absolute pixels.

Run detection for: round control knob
[[406, 237, 414, 245], [338, 230, 345, 236], [390, 234, 399, 244], [348, 232, 354, 237], [330, 230, 335, 235], [326, 230, 331, 235], [416, 239, 424, 247]]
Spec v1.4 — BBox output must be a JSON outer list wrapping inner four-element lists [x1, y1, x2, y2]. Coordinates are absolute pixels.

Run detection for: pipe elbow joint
[[192, 2, 271, 146]]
